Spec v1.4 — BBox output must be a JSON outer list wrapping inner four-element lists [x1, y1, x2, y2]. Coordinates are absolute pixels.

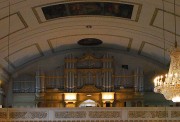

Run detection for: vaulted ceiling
[[0, 0, 180, 75]]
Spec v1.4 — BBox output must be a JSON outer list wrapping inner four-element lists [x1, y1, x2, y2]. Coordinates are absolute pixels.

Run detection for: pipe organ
[[13, 53, 144, 107], [102, 54, 113, 92], [36, 70, 45, 93], [134, 68, 144, 92], [63, 53, 114, 92], [65, 54, 76, 92]]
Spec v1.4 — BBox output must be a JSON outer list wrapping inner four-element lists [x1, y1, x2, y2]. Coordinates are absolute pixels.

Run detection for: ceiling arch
[[0, 0, 180, 75]]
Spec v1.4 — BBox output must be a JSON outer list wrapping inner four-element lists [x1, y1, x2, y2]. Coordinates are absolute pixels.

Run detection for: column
[[134, 67, 144, 92]]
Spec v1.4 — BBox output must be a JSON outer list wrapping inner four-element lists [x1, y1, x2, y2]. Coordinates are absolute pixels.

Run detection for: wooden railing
[[0, 107, 179, 121]]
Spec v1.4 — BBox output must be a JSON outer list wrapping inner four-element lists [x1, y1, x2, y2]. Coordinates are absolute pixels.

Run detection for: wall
[[13, 93, 35, 108], [8, 49, 169, 107], [12, 49, 167, 91]]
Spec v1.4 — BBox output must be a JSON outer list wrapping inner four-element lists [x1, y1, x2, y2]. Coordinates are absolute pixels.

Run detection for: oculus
[[77, 38, 103, 46]]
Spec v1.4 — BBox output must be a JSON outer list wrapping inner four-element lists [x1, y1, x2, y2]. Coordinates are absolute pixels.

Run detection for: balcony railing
[[0, 107, 179, 121]]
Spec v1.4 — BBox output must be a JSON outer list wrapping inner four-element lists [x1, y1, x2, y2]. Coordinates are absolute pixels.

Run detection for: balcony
[[0, 107, 179, 121]]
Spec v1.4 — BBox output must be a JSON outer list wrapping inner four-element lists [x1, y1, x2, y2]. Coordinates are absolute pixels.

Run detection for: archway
[[79, 99, 98, 107]]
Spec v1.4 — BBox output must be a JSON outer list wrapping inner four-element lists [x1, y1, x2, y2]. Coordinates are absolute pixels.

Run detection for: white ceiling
[[0, 0, 180, 74]]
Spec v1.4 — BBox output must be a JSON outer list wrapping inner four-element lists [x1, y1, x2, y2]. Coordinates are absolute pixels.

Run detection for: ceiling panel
[[140, 42, 169, 64], [32, 1, 142, 23], [48, 34, 131, 53], [0, 12, 27, 39], [0, 0, 179, 74], [4, 44, 43, 68], [151, 9, 180, 35]]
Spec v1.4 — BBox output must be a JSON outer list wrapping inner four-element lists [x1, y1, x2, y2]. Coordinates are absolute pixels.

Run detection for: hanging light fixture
[[154, 0, 180, 102], [154, 48, 180, 102]]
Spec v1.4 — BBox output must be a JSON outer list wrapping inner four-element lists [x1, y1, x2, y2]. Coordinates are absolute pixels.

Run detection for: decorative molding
[[0, 112, 7, 119], [138, 41, 165, 55], [135, 3, 142, 22], [171, 111, 180, 118], [0, 12, 28, 40], [138, 41, 145, 54], [47, 34, 132, 53], [0, 0, 26, 11], [77, 85, 102, 93], [4, 43, 44, 69], [9, 111, 48, 119], [149, 8, 159, 27], [128, 111, 168, 118], [0, 108, 179, 121], [127, 38, 133, 51], [89, 111, 121, 118], [32, 0, 142, 23], [55, 111, 86, 118], [150, 8, 180, 37], [32, 6, 42, 24], [9, 112, 27, 119]]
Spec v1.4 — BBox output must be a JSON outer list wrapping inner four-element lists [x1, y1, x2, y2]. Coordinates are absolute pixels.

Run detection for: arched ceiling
[[0, 0, 180, 75]]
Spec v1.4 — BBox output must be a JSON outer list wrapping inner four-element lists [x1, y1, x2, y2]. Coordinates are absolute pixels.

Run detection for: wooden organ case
[[35, 53, 144, 107], [64, 53, 114, 92]]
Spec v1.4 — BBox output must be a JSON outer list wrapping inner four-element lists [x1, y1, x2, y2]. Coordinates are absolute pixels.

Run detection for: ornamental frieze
[[9, 112, 27, 119], [0, 112, 7, 119], [171, 111, 180, 118], [128, 111, 168, 118], [76, 85, 102, 93], [55, 111, 86, 118], [89, 111, 121, 118], [9, 111, 48, 119]]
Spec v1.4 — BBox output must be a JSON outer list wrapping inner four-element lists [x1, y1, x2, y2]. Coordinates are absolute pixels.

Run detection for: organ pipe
[[134, 68, 139, 92], [34, 53, 144, 93], [35, 70, 45, 93], [139, 69, 144, 92], [35, 71, 40, 93]]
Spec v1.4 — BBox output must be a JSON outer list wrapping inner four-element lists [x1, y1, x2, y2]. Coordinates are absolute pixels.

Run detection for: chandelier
[[154, 48, 180, 102], [153, 0, 180, 102]]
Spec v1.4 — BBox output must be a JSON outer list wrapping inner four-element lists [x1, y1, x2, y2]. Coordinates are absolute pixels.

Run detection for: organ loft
[[13, 53, 144, 108]]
